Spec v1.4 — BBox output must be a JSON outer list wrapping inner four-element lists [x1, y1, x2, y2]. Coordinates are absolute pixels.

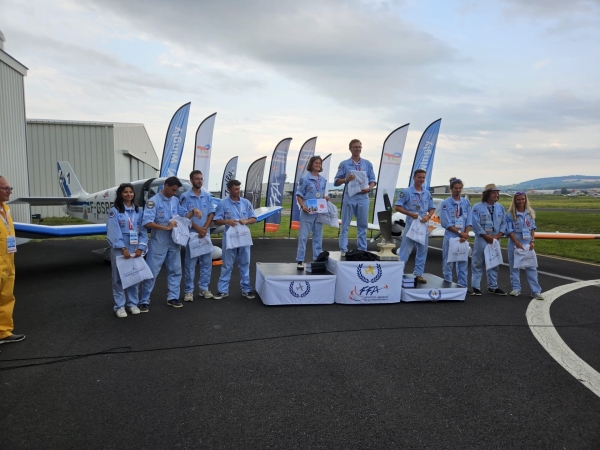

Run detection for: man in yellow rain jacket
[[0, 176, 25, 345]]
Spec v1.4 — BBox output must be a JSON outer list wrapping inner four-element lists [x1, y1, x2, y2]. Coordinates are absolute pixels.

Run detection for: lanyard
[[310, 177, 320, 192], [125, 208, 135, 230], [229, 199, 244, 219], [453, 200, 462, 217], [351, 159, 362, 171], [0, 207, 11, 232]]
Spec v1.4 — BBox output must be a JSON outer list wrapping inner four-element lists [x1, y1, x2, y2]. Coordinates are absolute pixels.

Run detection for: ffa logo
[[108, 210, 116, 218], [147, 201, 155, 209], [442, 204, 447, 210], [399, 190, 405, 198], [428, 289, 442, 301], [289, 281, 311, 298], [357, 264, 383, 283]]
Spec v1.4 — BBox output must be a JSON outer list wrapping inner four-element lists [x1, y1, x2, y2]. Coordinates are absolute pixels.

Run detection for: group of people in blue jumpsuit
[[438, 179, 543, 299], [108, 143, 544, 317], [106, 174, 257, 317]]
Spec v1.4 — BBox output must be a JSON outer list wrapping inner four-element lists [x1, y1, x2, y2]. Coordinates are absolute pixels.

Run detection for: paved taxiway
[[1, 238, 599, 449]]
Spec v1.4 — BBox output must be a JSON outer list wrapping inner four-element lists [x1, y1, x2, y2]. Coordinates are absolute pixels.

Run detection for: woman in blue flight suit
[[505, 192, 543, 300], [295, 156, 329, 269], [107, 183, 148, 317], [439, 177, 472, 287]]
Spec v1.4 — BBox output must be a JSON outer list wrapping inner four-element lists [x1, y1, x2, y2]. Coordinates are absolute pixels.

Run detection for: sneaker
[[167, 299, 183, 308], [510, 290, 520, 297], [213, 292, 228, 300], [138, 304, 149, 313], [488, 288, 507, 296], [469, 288, 482, 296], [531, 293, 545, 300], [341, 251, 347, 257], [0, 334, 26, 344], [297, 261, 305, 270], [128, 306, 141, 315], [115, 307, 127, 318], [416, 275, 427, 284], [199, 290, 214, 299], [184, 292, 194, 302], [242, 291, 256, 299]]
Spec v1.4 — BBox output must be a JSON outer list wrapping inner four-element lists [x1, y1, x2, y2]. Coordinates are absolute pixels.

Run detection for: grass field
[[33, 196, 600, 263]]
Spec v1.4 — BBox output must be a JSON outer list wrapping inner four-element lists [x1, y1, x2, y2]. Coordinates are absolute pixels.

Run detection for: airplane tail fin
[[57, 161, 87, 197]]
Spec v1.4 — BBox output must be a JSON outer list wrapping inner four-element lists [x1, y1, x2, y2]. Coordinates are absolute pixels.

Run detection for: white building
[[0, 35, 30, 229], [26, 120, 159, 217]]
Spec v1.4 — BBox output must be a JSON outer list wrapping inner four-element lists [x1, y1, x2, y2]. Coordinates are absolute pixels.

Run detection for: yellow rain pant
[[0, 203, 16, 339]]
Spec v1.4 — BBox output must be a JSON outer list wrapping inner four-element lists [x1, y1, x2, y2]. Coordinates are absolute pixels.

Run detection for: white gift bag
[[347, 171, 369, 197], [116, 256, 154, 289], [447, 238, 469, 263], [170, 215, 191, 246], [514, 245, 538, 269], [484, 239, 503, 270], [316, 202, 339, 228], [405, 218, 428, 245], [189, 232, 214, 258], [225, 224, 253, 249]]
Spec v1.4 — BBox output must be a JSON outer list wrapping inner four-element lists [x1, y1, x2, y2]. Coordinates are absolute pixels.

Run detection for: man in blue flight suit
[[179, 170, 215, 301], [139, 176, 183, 311], [212, 179, 257, 299], [334, 139, 376, 254], [395, 169, 436, 283], [470, 183, 507, 296]]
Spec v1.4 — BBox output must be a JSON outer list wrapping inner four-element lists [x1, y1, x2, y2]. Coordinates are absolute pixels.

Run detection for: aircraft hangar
[[0, 32, 30, 228], [26, 119, 160, 217]]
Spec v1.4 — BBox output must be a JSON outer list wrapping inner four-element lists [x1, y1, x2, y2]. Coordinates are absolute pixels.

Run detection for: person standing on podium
[[334, 139, 376, 255], [394, 169, 436, 284], [295, 156, 329, 270]]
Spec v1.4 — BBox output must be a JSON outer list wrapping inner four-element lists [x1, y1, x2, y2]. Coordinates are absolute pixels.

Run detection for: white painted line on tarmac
[[427, 245, 596, 284], [526, 279, 600, 398]]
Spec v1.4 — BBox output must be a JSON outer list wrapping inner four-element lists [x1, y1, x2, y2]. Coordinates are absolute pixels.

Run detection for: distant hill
[[467, 175, 600, 191]]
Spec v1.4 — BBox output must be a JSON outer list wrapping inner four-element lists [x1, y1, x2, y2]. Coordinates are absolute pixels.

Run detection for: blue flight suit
[[214, 197, 257, 294], [107, 205, 148, 311], [335, 158, 376, 251], [439, 197, 472, 287], [296, 173, 328, 262], [140, 193, 182, 303], [395, 187, 436, 276], [178, 189, 216, 294], [471, 202, 506, 290], [505, 211, 542, 295]]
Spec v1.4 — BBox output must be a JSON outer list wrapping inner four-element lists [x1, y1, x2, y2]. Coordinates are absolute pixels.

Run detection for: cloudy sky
[[1, 0, 599, 189]]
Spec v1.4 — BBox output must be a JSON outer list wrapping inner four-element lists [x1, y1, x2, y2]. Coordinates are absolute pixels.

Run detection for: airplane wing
[[10, 196, 78, 206], [14, 223, 106, 239], [254, 206, 283, 222], [14, 206, 283, 239]]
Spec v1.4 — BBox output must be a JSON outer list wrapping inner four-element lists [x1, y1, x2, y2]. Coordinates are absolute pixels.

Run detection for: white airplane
[[10, 161, 283, 259]]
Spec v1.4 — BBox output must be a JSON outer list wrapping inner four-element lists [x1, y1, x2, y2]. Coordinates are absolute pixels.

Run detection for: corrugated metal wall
[[0, 58, 30, 227], [26, 121, 159, 217], [26, 122, 115, 217], [113, 123, 158, 184]]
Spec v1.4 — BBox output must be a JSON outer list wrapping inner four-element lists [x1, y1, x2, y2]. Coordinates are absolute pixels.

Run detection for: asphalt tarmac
[[1, 238, 599, 449]]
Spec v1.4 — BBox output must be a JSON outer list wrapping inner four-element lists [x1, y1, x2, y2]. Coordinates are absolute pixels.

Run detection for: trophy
[[376, 194, 399, 261]]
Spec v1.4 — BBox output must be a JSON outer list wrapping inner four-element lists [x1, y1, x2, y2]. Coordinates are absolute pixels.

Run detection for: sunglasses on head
[[515, 191, 526, 196]]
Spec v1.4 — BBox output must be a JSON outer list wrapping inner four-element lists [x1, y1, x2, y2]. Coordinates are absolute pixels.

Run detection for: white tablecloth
[[256, 263, 336, 305], [326, 253, 403, 304]]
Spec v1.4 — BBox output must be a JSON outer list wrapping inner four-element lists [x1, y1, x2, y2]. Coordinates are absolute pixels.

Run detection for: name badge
[[129, 231, 139, 245], [7, 236, 17, 253], [522, 228, 531, 239], [455, 217, 464, 230]]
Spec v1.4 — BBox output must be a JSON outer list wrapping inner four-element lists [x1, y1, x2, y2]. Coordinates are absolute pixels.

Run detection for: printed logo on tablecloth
[[289, 281, 311, 298], [356, 264, 383, 283], [346, 264, 390, 302], [428, 289, 442, 301]]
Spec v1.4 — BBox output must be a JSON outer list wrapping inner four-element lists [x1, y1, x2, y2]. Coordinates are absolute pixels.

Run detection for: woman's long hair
[[114, 183, 139, 213], [508, 192, 535, 221]]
